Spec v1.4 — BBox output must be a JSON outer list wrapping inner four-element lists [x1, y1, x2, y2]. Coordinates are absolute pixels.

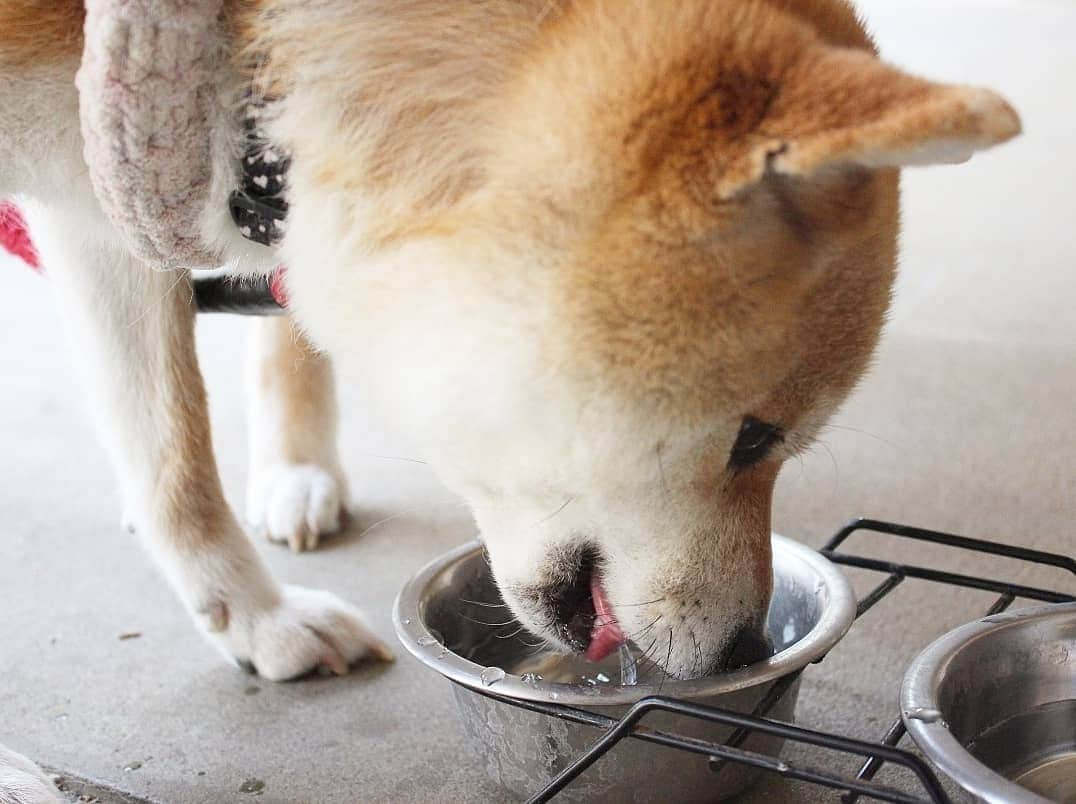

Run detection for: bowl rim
[[901, 601, 1076, 804], [392, 533, 857, 706]]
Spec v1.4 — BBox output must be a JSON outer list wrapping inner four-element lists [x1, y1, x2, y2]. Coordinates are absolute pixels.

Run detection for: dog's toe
[[248, 463, 347, 552]]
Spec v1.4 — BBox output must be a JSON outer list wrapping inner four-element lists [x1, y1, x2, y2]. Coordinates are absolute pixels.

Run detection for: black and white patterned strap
[[229, 106, 289, 247]]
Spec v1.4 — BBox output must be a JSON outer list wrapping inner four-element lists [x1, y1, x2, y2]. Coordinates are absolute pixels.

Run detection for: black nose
[[715, 625, 773, 673], [541, 546, 599, 651]]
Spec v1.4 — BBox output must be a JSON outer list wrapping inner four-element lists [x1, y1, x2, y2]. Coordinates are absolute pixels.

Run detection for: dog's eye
[[729, 417, 783, 470]]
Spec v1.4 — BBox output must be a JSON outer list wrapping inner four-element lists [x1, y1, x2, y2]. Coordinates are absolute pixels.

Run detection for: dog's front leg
[[245, 317, 347, 552], [23, 203, 391, 679]]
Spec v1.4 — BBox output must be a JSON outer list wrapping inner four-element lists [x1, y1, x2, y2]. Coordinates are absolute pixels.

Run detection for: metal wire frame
[[820, 519, 1076, 803], [471, 517, 1075, 803]]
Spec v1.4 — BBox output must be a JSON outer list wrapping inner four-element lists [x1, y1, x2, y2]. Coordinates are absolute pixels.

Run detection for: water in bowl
[[461, 606, 786, 686], [507, 643, 656, 686], [500, 634, 778, 687], [966, 699, 1076, 803]]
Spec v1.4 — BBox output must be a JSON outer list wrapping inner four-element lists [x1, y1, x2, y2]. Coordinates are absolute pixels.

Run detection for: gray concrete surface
[[1, 1, 1073, 802]]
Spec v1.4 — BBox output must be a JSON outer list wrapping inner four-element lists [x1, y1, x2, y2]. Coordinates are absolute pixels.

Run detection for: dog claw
[[288, 524, 308, 554], [200, 600, 229, 633], [303, 520, 321, 552], [368, 640, 396, 663], [320, 651, 349, 676]]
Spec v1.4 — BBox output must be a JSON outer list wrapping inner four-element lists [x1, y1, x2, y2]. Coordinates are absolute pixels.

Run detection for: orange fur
[[239, 0, 1017, 514], [253, 317, 337, 466], [0, 0, 83, 64], [451, 1, 911, 435]]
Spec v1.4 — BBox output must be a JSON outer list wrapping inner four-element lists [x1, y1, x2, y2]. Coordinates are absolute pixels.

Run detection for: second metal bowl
[[902, 601, 1076, 803]]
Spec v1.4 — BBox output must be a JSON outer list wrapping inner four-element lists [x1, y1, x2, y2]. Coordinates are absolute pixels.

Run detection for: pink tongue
[[586, 573, 626, 662]]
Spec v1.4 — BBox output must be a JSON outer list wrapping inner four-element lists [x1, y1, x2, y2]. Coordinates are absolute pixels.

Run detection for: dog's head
[[266, 0, 1019, 677]]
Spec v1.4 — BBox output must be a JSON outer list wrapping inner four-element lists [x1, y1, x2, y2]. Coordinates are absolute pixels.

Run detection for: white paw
[[0, 744, 63, 804], [210, 585, 393, 681], [247, 463, 347, 552]]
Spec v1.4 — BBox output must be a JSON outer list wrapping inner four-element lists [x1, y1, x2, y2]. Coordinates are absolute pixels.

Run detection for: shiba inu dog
[[0, 0, 1018, 794]]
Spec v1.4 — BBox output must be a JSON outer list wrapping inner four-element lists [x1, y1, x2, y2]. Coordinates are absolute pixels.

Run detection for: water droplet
[[402, 618, 412, 625], [906, 707, 945, 724], [123, 761, 142, 773], [53, 713, 68, 722], [775, 761, 791, 774], [238, 778, 265, 795], [618, 644, 638, 686], [549, 691, 559, 700], [520, 673, 542, 686], [596, 672, 610, 683], [417, 635, 439, 647], [480, 667, 506, 686]]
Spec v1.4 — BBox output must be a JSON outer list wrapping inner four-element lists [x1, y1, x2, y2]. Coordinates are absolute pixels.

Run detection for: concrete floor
[[1, 1, 1073, 802]]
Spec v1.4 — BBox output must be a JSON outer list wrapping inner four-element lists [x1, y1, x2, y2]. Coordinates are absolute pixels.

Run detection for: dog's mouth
[[545, 549, 625, 661]]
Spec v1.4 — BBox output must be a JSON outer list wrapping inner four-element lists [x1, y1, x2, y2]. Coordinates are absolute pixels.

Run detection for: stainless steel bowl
[[902, 602, 1076, 804], [394, 535, 856, 802]]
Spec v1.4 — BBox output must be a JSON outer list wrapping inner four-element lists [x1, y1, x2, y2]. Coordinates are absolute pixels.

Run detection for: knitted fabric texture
[[77, 0, 224, 268]]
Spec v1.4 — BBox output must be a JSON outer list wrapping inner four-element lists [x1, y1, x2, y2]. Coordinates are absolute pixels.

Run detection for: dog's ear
[[717, 46, 1021, 199]]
